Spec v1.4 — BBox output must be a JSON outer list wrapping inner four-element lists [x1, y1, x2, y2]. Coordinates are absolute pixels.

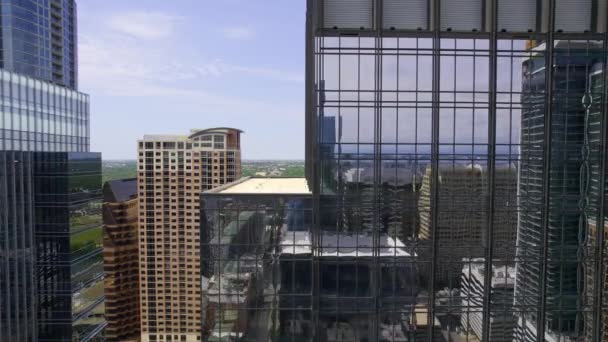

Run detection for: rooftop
[[141, 134, 188, 141], [142, 127, 243, 142], [210, 177, 310, 195], [280, 229, 413, 257], [462, 258, 516, 287], [188, 127, 243, 139], [104, 178, 137, 202]]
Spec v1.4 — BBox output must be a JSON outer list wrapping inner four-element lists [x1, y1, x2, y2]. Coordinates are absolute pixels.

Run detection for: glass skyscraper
[[515, 40, 606, 341], [0, 1, 102, 341], [0, 0, 78, 88], [199, 0, 608, 341]]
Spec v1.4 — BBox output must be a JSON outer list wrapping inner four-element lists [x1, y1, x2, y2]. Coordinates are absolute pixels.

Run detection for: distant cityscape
[[2, 1, 608, 342], [103, 159, 305, 183]]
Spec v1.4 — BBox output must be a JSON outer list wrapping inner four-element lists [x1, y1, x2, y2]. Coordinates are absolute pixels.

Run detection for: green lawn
[[71, 227, 102, 253], [281, 166, 305, 177], [102, 161, 137, 184], [71, 214, 101, 229], [101, 160, 306, 182]]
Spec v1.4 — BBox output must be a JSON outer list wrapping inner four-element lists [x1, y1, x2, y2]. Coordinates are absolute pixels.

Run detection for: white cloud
[[79, 30, 302, 97], [77, 9, 301, 99], [108, 11, 182, 40], [217, 63, 304, 83], [221, 26, 255, 40]]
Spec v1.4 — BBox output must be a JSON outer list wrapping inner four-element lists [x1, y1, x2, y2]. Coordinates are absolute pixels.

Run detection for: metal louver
[[497, 0, 537, 32], [554, 0, 591, 32], [383, 0, 428, 30], [323, 0, 374, 29], [440, 0, 482, 31]]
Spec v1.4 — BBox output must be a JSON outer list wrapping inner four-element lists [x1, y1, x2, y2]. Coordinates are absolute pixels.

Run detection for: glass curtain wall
[[309, 1, 608, 341], [0, 70, 90, 152], [200, 193, 313, 341], [33, 151, 104, 341]]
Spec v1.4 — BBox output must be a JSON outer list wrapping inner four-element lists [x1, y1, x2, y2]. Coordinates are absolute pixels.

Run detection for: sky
[[78, 1, 306, 160]]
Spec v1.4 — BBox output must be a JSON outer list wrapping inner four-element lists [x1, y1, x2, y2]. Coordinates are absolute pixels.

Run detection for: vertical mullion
[[538, 0, 556, 340], [452, 40, 456, 168], [0, 153, 6, 341], [428, 0, 441, 340], [414, 37, 420, 246], [592, 14, 608, 341], [481, 0, 498, 340], [27, 154, 36, 342], [372, 4, 383, 337], [356, 36, 362, 336], [336, 35, 342, 338], [312, 32, 321, 342]]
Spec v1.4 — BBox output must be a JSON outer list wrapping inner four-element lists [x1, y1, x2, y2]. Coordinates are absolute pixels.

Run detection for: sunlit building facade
[[137, 128, 241, 342], [103, 178, 140, 342]]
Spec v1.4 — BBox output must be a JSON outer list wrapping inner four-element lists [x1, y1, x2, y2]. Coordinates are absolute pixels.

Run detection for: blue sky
[[78, 1, 306, 160]]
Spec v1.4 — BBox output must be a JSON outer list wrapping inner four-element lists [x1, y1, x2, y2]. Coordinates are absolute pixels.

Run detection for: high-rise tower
[[0, 0, 78, 88], [0, 1, 103, 341], [137, 128, 242, 342], [515, 41, 606, 340]]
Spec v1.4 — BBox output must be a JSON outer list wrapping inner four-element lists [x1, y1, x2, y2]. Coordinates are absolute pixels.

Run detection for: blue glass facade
[[0, 0, 77, 89]]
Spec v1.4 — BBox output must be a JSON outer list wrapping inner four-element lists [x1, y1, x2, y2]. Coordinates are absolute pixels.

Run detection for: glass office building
[[0, 1, 101, 341], [200, 178, 313, 341], [1, 146, 103, 342], [34, 151, 104, 341], [0, 0, 78, 88], [198, 0, 608, 340], [0, 69, 90, 152], [301, 0, 608, 341], [515, 40, 606, 341]]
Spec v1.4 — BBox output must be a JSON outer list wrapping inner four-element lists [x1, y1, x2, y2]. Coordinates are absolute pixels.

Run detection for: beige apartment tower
[[137, 128, 242, 342]]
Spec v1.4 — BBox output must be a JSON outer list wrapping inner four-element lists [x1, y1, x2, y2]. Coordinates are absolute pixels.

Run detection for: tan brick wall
[[137, 131, 241, 342]]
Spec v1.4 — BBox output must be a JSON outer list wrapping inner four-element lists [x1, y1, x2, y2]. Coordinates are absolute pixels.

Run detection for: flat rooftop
[[141, 134, 188, 141], [280, 229, 414, 257], [212, 177, 310, 195]]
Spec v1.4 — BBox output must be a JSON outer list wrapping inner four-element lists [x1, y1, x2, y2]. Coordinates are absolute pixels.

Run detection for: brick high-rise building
[[137, 128, 242, 342], [103, 178, 140, 342]]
